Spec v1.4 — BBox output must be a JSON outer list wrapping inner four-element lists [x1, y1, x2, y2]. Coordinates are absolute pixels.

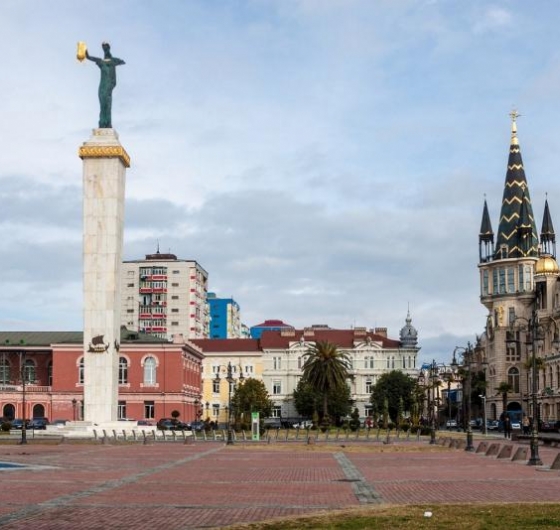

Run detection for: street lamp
[[18, 349, 27, 445], [454, 343, 475, 452], [428, 361, 439, 444], [214, 362, 244, 445], [479, 395, 487, 435], [507, 307, 547, 466]]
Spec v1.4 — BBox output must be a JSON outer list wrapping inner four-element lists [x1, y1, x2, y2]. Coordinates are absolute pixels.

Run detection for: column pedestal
[[79, 128, 130, 424]]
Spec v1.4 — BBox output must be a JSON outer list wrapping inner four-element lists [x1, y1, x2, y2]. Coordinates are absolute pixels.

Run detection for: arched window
[[508, 367, 520, 393], [119, 357, 128, 384], [0, 359, 9, 384], [23, 360, 35, 383], [144, 356, 157, 385], [78, 357, 84, 384]]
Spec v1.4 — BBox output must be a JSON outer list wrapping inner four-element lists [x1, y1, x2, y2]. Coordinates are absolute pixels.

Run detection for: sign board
[[251, 412, 260, 441]]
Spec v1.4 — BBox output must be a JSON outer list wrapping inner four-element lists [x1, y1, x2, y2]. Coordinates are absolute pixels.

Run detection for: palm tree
[[496, 382, 512, 418], [302, 340, 349, 424]]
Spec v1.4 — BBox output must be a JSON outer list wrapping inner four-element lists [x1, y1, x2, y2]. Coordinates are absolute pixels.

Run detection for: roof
[[259, 329, 401, 349], [251, 320, 293, 328], [495, 113, 538, 259], [191, 338, 261, 352], [0, 328, 169, 348]]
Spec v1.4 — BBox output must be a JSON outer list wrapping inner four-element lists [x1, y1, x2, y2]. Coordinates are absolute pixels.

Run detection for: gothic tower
[[477, 112, 539, 421]]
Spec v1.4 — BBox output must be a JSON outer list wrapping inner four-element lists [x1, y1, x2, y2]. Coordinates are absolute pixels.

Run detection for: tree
[[293, 377, 352, 424], [230, 378, 273, 427], [496, 381, 512, 418], [171, 410, 180, 424], [302, 341, 350, 424], [370, 370, 417, 423]]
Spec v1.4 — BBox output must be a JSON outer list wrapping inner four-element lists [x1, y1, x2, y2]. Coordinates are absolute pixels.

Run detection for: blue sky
[[2, 1, 560, 365]]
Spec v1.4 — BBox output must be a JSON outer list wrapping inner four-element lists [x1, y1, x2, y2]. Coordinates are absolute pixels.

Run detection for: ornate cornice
[[79, 145, 131, 168]]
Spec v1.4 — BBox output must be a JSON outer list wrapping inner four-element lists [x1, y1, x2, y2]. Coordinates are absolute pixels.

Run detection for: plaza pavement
[[0, 434, 560, 529]]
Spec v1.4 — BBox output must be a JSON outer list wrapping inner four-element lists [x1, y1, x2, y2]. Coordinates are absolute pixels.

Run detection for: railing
[[0, 384, 51, 393]]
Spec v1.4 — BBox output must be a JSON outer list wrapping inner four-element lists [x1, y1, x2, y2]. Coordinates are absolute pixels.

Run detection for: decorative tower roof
[[479, 199, 494, 241], [540, 197, 556, 257], [479, 198, 494, 262], [494, 111, 538, 259], [399, 309, 418, 349]]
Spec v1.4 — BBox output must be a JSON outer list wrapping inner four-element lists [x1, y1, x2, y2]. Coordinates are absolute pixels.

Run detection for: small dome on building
[[400, 310, 418, 348], [535, 255, 559, 276]]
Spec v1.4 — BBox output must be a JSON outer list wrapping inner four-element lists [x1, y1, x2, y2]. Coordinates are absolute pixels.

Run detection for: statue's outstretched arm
[[85, 50, 102, 64], [113, 58, 126, 66]]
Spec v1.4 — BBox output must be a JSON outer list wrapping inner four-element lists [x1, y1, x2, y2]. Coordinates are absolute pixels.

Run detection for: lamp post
[[454, 343, 475, 452], [19, 350, 27, 445], [479, 395, 487, 435], [507, 307, 547, 466], [72, 398, 77, 421], [429, 361, 438, 444], [214, 362, 243, 445]]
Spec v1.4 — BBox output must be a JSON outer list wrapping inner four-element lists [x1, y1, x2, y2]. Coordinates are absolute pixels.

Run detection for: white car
[[293, 420, 313, 429]]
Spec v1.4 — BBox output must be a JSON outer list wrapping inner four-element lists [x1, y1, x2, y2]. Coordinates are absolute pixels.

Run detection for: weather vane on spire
[[509, 108, 521, 123]]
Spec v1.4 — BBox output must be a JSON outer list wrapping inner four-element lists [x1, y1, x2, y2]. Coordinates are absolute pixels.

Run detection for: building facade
[[207, 293, 242, 338], [193, 315, 419, 423], [192, 338, 262, 426], [0, 330, 204, 423], [121, 250, 209, 340], [477, 113, 560, 423]]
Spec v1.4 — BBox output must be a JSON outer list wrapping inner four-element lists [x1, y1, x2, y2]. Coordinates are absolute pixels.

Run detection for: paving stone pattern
[[0, 439, 560, 529]]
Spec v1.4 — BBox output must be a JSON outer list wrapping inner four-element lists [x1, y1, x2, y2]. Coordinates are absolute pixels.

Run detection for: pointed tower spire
[[540, 196, 556, 257], [479, 197, 494, 262], [494, 110, 538, 259]]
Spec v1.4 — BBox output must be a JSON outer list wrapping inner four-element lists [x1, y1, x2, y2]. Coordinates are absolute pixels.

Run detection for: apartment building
[[121, 250, 209, 340]]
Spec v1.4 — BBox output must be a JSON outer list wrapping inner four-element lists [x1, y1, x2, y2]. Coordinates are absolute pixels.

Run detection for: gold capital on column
[[79, 145, 131, 168]]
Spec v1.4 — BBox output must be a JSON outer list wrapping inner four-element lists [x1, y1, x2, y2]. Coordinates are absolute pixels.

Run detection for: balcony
[[0, 384, 52, 393]]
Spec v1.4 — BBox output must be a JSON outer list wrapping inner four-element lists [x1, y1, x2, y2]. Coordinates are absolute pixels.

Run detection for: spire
[[479, 198, 494, 262], [494, 111, 538, 259], [540, 196, 556, 257]]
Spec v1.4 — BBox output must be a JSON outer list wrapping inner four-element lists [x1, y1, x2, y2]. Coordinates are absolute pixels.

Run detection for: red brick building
[[0, 329, 203, 423]]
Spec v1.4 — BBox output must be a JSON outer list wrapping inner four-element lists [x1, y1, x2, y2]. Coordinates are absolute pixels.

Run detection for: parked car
[[539, 420, 560, 433], [137, 420, 154, 426], [188, 420, 205, 432], [446, 419, 458, 428], [29, 418, 50, 430], [157, 418, 187, 431], [263, 418, 282, 429], [487, 420, 500, 431], [10, 419, 29, 430], [293, 420, 313, 429]]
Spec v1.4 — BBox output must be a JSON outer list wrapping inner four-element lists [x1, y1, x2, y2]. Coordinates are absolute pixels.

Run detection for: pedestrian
[[504, 416, 512, 439], [522, 416, 530, 435]]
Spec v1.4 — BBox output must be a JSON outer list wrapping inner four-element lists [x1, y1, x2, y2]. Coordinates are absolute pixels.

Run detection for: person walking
[[522, 415, 530, 435], [504, 415, 512, 439]]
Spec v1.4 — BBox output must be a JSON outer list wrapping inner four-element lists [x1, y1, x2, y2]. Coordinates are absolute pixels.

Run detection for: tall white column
[[79, 128, 130, 424]]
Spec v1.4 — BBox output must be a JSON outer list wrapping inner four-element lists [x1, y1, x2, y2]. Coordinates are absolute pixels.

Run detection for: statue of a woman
[[85, 43, 126, 128]]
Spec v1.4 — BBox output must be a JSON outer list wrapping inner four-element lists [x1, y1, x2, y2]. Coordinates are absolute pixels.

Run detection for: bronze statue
[[81, 42, 125, 128]]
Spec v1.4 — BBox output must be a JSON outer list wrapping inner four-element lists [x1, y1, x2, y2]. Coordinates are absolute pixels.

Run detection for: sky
[[2, 0, 560, 366]]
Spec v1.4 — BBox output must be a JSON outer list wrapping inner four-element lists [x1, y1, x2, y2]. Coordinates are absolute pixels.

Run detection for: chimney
[[374, 327, 387, 338]]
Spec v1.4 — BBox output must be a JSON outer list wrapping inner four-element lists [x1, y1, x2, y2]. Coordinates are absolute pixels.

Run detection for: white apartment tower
[[121, 250, 209, 340]]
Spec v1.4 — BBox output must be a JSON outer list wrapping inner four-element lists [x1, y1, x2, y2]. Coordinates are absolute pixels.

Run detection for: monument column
[[79, 129, 130, 424]]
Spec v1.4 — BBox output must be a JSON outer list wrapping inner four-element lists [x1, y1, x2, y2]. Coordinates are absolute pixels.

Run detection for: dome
[[535, 255, 560, 276], [399, 311, 418, 348]]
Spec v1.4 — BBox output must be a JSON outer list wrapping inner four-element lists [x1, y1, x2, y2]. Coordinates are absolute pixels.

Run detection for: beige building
[[478, 114, 560, 423], [192, 338, 263, 425], [121, 250, 209, 340]]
